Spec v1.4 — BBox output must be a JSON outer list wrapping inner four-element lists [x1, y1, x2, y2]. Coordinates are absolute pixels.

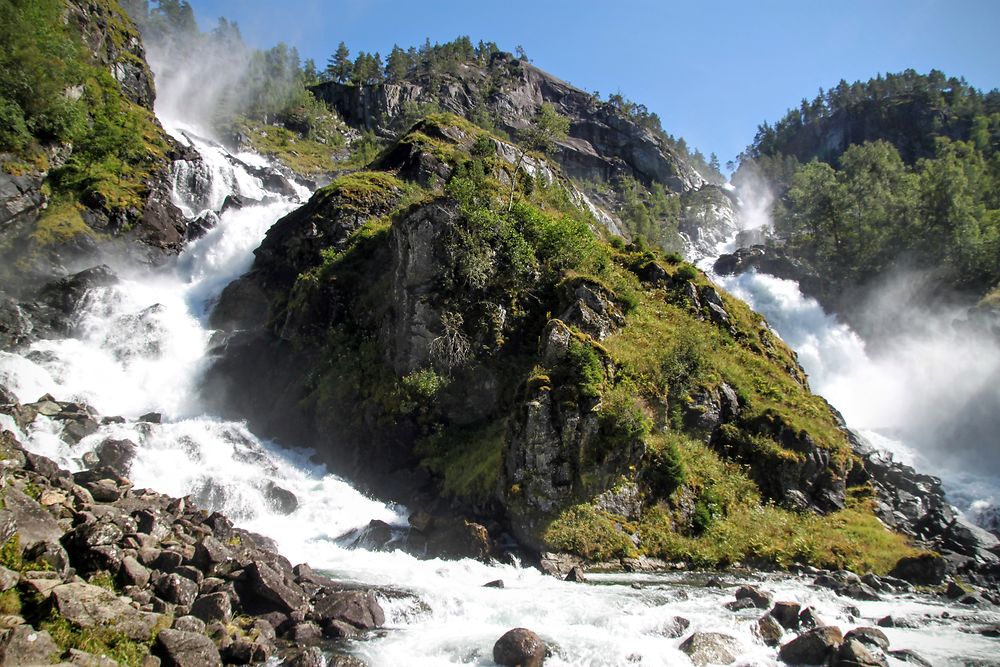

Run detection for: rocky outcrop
[[313, 56, 705, 194]]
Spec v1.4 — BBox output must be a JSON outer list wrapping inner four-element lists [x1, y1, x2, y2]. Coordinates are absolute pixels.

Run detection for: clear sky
[[186, 0, 1000, 166]]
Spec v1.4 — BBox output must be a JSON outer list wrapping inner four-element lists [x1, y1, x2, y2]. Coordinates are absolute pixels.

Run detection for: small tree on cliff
[[326, 41, 352, 83], [507, 102, 570, 210]]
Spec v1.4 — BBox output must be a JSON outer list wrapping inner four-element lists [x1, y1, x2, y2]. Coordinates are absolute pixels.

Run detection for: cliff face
[[202, 115, 939, 573], [0, 0, 188, 290], [313, 58, 706, 193]]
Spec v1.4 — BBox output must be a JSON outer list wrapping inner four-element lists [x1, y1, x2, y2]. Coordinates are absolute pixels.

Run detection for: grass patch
[[233, 116, 345, 175], [42, 616, 153, 667], [416, 421, 505, 504], [29, 199, 95, 246], [544, 504, 636, 561]]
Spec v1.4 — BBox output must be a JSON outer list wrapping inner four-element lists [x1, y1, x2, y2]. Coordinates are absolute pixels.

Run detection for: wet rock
[[139, 412, 162, 424], [288, 621, 322, 642], [888, 649, 934, 666], [483, 579, 505, 588], [656, 616, 690, 639], [736, 586, 772, 609], [945, 580, 967, 599], [678, 632, 740, 666], [835, 637, 888, 667], [841, 582, 881, 601], [844, 627, 889, 652], [245, 561, 307, 613], [94, 438, 137, 475], [263, 482, 298, 514], [564, 566, 587, 583], [312, 590, 384, 630], [539, 552, 583, 578], [798, 606, 826, 628], [154, 629, 222, 667], [889, 553, 946, 586], [0, 625, 61, 665], [778, 626, 844, 666], [756, 613, 784, 647], [724, 597, 758, 612], [770, 601, 801, 630], [493, 627, 546, 667]]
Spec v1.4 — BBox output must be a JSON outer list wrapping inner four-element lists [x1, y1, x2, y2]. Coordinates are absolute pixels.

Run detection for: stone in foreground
[[493, 627, 546, 667]]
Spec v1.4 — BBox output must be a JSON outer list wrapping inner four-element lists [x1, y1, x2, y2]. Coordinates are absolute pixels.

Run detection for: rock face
[[312, 56, 706, 193]]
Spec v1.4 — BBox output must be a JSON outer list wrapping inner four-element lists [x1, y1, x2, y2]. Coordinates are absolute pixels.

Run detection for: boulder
[[154, 573, 199, 607], [887, 649, 933, 666], [493, 628, 546, 667], [656, 616, 690, 639], [190, 592, 232, 624], [93, 438, 137, 475], [172, 615, 206, 634], [118, 556, 151, 589], [841, 582, 881, 601], [844, 627, 889, 652], [678, 632, 740, 666], [564, 566, 587, 583], [778, 626, 844, 665], [756, 613, 784, 647], [889, 554, 946, 585], [834, 637, 888, 667], [770, 601, 801, 630], [154, 629, 222, 667], [282, 647, 325, 667], [3, 488, 63, 551], [245, 561, 307, 613], [0, 625, 61, 665], [312, 590, 384, 630]]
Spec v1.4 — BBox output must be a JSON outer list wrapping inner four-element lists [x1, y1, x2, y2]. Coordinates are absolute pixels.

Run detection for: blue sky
[[187, 0, 1000, 166]]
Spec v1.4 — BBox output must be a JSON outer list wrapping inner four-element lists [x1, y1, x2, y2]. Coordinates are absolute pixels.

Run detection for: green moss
[[0, 535, 23, 572], [42, 615, 153, 667], [315, 171, 410, 216], [0, 589, 20, 615], [416, 421, 505, 504], [30, 200, 95, 246], [234, 116, 344, 175], [543, 504, 636, 561]]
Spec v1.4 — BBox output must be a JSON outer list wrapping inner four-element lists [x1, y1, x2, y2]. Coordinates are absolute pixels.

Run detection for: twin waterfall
[[0, 114, 997, 664]]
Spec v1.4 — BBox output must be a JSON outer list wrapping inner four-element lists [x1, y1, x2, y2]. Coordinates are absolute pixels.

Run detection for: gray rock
[[67, 647, 121, 667], [0, 625, 61, 665], [778, 626, 844, 665], [282, 647, 326, 667], [3, 487, 63, 551], [312, 590, 384, 630], [172, 616, 206, 634], [841, 582, 881, 601], [246, 561, 307, 613], [0, 567, 16, 593], [118, 556, 151, 588], [888, 649, 934, 666], [50, 582, 164, 641], [190, 592, 232, 624], [678, 632, 740, 666], [154, 573, 199, 607], [288, 621, 323, 642], [888, 554, 946, 585], [656, 616, 690, 639], [564, 566, 587, 583], [154, 629, 222, 667], [493, 627, 546, 667]]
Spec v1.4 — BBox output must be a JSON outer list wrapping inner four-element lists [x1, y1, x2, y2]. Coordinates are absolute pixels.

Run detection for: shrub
[[675, 263, 699, 281], [543, 504, 635, 560], [564, 337, 605, 398]]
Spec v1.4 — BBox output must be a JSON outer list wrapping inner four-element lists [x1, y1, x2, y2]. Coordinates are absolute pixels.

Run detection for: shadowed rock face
[[312, 56, 706, 193]]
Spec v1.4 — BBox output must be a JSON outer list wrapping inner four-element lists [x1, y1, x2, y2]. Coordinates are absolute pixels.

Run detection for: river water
[[0, 117, 998, 665]]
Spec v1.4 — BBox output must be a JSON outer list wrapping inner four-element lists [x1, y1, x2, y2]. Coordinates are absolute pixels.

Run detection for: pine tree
[[326, 41, 352, 83]]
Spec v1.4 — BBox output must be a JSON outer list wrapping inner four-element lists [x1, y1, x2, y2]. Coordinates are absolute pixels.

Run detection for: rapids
[[0, 117, 998, 665]]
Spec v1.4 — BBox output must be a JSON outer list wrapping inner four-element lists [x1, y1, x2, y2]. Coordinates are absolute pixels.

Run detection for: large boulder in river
[[779, 626, 845, 665], [493, 628, 546, 667], [889, 553, 946, 585], [678, 632, 740, 666]]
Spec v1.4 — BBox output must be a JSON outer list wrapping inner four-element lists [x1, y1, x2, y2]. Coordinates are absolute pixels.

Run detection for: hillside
[[728, 70, 1000, 317], [0, 0, 190, 287], [204, 112, 955, 573]]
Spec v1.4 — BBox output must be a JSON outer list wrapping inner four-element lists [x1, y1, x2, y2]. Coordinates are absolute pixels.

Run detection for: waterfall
[[695, 196, 1000, 534], [1, 114, 998, 664]]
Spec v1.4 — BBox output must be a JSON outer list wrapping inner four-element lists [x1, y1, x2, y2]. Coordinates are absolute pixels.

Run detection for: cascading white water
[[1, 109, 999, 664], [693, 196, 1000, 533]]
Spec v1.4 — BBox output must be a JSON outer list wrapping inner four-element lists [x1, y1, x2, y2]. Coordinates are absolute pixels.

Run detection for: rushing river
[[1, 113, 999, 664]]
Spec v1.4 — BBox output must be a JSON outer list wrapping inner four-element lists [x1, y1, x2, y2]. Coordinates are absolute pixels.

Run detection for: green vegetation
[[743, 69, 1000, 299], [1, 0, 173, 227], [270, 111, 913, 572]]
